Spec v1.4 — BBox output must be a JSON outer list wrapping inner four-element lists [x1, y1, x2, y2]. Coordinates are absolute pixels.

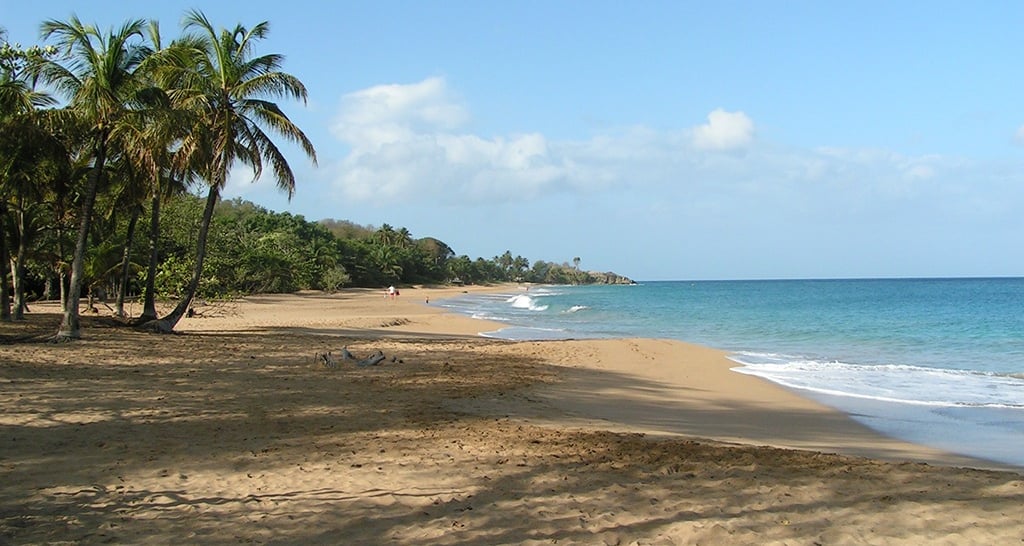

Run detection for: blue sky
[[4, 1, 1024, 280]]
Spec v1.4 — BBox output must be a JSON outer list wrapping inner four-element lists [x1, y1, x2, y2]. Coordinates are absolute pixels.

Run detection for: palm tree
[[101, 154, 147, 318], [395, 227, 413, 248], [372, 244, 403, 283], [375, 223, 398, 246], [1, 34, 62, 320], [111, 21, 192, 321], [132, 138, 191, 323], [512, 255, 529, 281], [144, 10, 316, 333], [2, 135, 67, 319], [35, 16, 153, 340], [496, 250, 514, 279]]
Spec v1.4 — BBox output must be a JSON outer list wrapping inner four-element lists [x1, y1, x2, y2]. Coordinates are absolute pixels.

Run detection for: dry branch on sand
[[315, 347, 402, 369]]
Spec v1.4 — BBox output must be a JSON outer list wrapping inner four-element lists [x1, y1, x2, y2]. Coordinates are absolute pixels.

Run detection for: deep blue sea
[[434, 278, 1024, 468]]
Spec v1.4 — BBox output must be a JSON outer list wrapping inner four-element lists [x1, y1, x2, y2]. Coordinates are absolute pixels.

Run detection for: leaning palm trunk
[[143, 185, 218, 333], [114, 204, 141, 318], [55, 142, 105, 341]]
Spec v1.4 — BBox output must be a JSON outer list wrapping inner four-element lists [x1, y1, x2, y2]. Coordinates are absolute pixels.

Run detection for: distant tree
[[371, 244, 403, 283], [527, 260, 551, 283], [318, 218, 374, 240], [395, 227, 412, 248], [511, 255, 529, 281], [417, 236, 454, 280], [321, 264, 351, 292], [447, 255, 475, 284], [495, 250, 514, 280], [374, 223, 398, 247]]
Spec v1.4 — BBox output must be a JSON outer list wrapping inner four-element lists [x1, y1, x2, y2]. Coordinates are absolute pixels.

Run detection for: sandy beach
[[2, 286, 1022, 544]]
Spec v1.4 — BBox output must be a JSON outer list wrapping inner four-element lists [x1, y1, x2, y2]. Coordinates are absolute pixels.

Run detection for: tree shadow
[[1, 318, 1022, 544]]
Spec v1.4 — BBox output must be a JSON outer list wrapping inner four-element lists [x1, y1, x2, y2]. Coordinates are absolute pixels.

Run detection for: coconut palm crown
[[173, 9, 317, 196]]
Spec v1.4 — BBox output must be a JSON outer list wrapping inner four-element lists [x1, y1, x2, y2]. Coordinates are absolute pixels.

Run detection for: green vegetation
[[109, 194, 630, 297], [0, 17, 629, 339]]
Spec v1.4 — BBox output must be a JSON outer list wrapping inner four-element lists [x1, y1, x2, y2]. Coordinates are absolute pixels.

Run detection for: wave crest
[[506, 294, 549, 311]]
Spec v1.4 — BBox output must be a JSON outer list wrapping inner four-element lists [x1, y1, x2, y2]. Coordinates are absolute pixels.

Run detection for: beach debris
[[315, 351, 338, 369], [316, 347, 400, 369], [356, 350, 387, 367]]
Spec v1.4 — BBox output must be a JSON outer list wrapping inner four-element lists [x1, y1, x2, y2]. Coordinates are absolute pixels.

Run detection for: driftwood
[[314, 351, 338, 369], [315, 347, 400, 369], [356, 350, 387, 367]]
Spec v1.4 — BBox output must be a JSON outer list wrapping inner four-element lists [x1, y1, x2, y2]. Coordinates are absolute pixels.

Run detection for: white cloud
[[692, 108, 755, 151], [333, 77, 468, 142], [903, 163, 935, 181], [323, 78, 1023, 228], [1015, 124, 1024, 146], [330, 77, 569, 202]]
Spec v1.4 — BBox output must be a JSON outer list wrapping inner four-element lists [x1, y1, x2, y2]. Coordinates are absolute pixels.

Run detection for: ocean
[[433, 278, 1024, 468]]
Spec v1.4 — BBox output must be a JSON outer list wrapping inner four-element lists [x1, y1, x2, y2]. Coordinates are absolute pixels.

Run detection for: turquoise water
[[435, 279, 1024, 467]]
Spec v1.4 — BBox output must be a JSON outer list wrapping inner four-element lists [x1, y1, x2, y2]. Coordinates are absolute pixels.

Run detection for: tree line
[[29, 192, 628, 303], [1, 13, 628, 341]]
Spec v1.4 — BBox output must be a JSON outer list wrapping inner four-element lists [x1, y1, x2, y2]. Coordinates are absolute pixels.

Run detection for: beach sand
[[1, 286, 1021, 544]]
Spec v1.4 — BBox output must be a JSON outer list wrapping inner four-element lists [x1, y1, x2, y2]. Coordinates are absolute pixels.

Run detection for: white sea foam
[[480, 326, 572, 340], [730, 352, 1024, 409], [506, 294, 549, 311], [564, 305, 589, 313], [471, 312, 509, 322]]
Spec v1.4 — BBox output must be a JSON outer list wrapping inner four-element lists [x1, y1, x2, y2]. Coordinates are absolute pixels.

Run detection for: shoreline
[[3, 286, 1022, 544], [421, 285, 1019, 471], [184, 284, 1019, 472]]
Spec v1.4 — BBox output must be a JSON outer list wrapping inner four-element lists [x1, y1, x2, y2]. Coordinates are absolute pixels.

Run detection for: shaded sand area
[[1, 287, 1022, 544]]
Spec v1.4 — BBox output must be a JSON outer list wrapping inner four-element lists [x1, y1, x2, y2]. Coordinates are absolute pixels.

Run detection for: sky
[[4, 1, 1024, 280]]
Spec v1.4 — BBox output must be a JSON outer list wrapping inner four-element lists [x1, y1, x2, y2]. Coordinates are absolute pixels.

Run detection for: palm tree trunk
[[0, 222, 10, 322], [145, 184, 218, 333], [56, 140, 105, 341], [115, 204, 141, 318], [138, 188, 161, 322], [11, 205, 28, 320], [57, 234, 67, 310]]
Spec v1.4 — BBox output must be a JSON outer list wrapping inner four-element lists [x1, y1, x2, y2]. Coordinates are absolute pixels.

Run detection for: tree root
[[50, 333, 79, 344], [135, 319, 175, 334]]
